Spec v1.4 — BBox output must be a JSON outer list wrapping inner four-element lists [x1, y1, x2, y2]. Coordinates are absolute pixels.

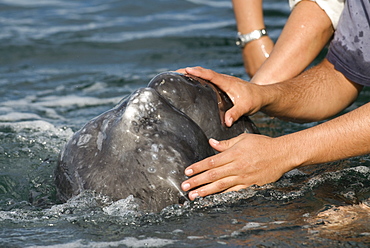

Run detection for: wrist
[[236, 29, 268, 49], [258, 82, 287, 118], [241, 36, 274, 77], [274, 134, 306, 173], [248, 82, 275, 115]]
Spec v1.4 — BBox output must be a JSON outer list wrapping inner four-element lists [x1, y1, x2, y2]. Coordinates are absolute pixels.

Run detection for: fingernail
[[227, 117, 233, 126], [185, 168, 193, 176], [182, 182, 190, 191], [189, 191, 199, 200], [209, 138, 219, 145]]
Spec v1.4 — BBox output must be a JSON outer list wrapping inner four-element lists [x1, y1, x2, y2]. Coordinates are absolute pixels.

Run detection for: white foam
[[2, 95, 121, 109], [0, 0, 67, 7], [0, 120, 74, 140], [0, 94, 122, 124], [82, 82, 108, 93], [27, 237, 176, 248], [102, 195, 139, 216], [36, 95, 121, 108], [0, 112, 41, 122], [241, 222, 263, 230]]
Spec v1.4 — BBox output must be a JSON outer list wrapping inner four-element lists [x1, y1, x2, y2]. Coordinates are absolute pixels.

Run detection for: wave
[[185, 0, 232, 8], [0, 0, 71, 7], [27, 237, 176, 248], [86, 20, 235, 43]]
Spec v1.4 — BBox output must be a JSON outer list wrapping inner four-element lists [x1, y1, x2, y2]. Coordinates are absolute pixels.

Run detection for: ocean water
[[1, 0, 370, 247]]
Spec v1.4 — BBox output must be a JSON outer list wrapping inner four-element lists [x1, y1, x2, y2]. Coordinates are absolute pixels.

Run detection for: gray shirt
[[326, 0, 370, 86]]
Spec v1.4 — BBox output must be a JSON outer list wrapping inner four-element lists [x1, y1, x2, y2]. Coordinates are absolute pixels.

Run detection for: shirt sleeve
[[326, 0, 370, 86], [289, 0, 345, 30]]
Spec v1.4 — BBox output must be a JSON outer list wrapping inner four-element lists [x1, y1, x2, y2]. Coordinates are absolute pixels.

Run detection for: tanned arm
[[179, 61, 365, 200], [179, 59, 362, 126], [232, 0, 273, 77], [251, 0, 334, 84], [260, 59, 363, 122]]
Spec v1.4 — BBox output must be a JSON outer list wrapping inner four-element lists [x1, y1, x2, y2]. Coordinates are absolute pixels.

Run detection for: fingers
[[183, 135, 247, 180], [176, 66, 258, 126], [184, 67, 233, 93], [181, 140, 243, 200], [209, 135, 245, 152], [183, 154, 225, 178], [181, 134, 257, 200], [224, 107, 246, 127], [184, 67, 216, 80], [181, 155, 231, 192], [178, 66, 236, 94], [184, 176, 241, 200], [175, 68, 187, 74], [183, 173, 252, 200], [180, 67, 248, 126], [175, 67, 209, 78], [176, 66, 213, 79], [182, 159, 241, 200]]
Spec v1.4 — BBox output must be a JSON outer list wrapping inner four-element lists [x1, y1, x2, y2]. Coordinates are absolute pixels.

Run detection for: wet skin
[[55, 72, 259, 212]]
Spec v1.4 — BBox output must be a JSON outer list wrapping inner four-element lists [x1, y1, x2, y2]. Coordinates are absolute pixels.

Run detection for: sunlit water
[[1, 0, 369, 247]]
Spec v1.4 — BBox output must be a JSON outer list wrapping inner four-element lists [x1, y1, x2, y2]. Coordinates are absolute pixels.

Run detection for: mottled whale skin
[[148, 73, 259, 139], [55, 72, 259, 212]]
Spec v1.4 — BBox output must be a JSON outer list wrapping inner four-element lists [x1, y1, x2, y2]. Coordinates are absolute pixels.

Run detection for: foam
[[26, 237, 176, 248], [0, 120, 68, 133], [2, 94, 121, 109], [36, 95, 121, 108], [0, 112, 41, 122], [102, 195, 140, 216], [0, 0, 72, 7], [0, 94, 122, 124], [0, 120, 74, 146]]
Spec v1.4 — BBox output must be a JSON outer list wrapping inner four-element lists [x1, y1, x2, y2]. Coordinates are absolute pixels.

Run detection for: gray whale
[[55, 72, 259, 212]]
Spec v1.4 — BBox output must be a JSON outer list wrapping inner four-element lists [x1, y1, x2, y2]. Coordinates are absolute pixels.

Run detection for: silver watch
[[236, 29, 268, 48]]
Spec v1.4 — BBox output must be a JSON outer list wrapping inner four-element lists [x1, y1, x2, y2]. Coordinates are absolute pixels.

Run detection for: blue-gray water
[[1, 0, 370, 247]]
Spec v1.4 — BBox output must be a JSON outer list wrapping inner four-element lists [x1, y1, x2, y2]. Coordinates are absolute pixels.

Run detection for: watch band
[[236, 29, 268, 48]]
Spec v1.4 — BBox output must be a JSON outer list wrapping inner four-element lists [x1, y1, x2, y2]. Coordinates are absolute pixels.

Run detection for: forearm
[[232, 0, 264, 33], [280, 102, 370, 171], [232, 0, 273, 77], [251, 0, 334, 85], [260, 59, 363, 122]]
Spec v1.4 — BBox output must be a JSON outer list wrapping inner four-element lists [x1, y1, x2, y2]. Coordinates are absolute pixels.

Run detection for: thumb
[[175, 68, 187, 74], [209, 135, 244, 152], [224, 106, 245, 127], [184, 66, 215, 81]]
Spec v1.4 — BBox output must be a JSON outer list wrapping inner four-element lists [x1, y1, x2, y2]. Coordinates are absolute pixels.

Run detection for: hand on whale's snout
[[176, 67, 264, 128], [181, 133, 289, 201]]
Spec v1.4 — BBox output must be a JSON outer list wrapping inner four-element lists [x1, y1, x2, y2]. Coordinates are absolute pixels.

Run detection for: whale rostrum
[[55, 72, 259, 212]]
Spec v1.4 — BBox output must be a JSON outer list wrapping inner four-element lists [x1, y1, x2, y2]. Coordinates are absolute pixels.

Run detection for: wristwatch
[[236, 29, 268, 48]]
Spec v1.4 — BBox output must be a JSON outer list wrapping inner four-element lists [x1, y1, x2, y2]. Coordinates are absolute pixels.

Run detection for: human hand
[[181, 133, 292, 200], [177, 67, 264, 127]]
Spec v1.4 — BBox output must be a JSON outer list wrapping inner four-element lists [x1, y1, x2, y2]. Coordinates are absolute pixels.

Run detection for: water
[[1, 0, 369, 247]]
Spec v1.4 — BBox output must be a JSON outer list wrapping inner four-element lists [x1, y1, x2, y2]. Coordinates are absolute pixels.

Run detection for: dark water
[[1, 0, 370, 247]]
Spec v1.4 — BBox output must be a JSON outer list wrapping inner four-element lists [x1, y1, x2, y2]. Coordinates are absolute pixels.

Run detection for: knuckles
[[206, 169, 219, 181], [215, 179, 228, 191]]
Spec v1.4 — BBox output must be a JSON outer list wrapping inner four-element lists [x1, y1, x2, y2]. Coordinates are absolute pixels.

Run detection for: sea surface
[[1, 0, 370, 247]]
